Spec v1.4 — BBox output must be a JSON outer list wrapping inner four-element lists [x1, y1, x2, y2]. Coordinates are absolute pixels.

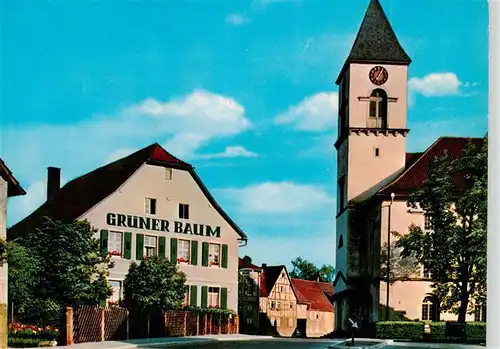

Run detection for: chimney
[[47, 167, 61, 202], [261, 263, 267, 269]]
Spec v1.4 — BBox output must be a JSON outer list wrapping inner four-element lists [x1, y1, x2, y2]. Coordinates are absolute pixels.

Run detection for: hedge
[[375, 321, 424, 341], [465, 322, 486, 343], [7, 338, 43, 348], [429, 322, 446, 342]]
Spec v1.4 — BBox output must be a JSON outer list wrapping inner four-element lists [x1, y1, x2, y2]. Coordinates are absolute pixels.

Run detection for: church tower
[[334, 0, 411, 329]]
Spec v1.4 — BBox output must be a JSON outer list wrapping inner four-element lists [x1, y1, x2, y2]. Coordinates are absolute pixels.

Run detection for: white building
[[8, 143, 247, 312], [1, 159, 26, 348]]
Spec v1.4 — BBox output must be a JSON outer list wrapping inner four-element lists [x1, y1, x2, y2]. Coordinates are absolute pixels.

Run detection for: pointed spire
[[336, 0, 411, 83]]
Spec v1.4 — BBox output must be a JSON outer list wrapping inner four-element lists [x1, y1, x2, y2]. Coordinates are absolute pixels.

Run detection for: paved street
[[39, 335, 484, 349]]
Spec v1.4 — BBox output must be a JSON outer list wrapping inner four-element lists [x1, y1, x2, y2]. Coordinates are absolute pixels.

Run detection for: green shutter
[[123, 232, 132, 259], [190, 241, 198, 266], [159, 236, 166, 258], [136, 234, 144, 260], [190, 285, 198, 307], [170, 238, 178, 264], [202, 242, 209, 267], [201, 286, 208, 308], [220, 287, 228, 309], [221, 244, 228, 269], [100, 230, 109, 257]]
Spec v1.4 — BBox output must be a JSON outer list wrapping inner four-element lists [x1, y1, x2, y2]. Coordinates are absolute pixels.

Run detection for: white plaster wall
[[306, 310, 334, 338], [379, 200, 477, 322], [348, 63, 408, 130], [80, 163, 242, 311]]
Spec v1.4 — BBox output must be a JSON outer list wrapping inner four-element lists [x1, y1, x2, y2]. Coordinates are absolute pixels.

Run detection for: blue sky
[[1, 0, 488, 270]]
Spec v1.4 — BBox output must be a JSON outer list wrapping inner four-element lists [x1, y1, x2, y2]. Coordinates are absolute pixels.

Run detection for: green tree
[[380, 238, 420, 282], [123, 255, 187, 312], [289, 257, 335, 283], [241, 255, 253, 268], [19, 217, 113, 318], [7, 241, 40, 320], [395, 137, 487, 323]]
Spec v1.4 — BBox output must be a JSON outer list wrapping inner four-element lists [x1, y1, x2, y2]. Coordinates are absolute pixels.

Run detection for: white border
[[487, 1, 499, 347]]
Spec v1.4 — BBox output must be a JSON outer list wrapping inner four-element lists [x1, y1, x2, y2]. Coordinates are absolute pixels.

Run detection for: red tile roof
[[316, 281, 335, 297], [290, 278, 334, 313], [379, 137, 484, 196], [238, 258, 260, 270], [7, 143, 247, 240], [0, 158, 26, 197]]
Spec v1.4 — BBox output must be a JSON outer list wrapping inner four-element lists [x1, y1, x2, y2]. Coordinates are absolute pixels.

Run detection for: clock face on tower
[[369, 66, 389, 85]]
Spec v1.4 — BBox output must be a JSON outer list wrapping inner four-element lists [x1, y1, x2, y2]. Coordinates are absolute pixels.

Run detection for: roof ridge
[[378, 137, 443, 195]]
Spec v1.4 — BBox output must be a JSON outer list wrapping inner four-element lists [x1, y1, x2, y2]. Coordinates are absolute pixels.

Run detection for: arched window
[[421, 295, 440, 321], [368, 89, 388, 129], [338, 235, 344, 249]]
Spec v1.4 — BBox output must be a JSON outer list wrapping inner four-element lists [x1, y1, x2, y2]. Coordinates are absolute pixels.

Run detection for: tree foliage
[[289, 257, 335, 283], [7, 241, 40, 317], [11, 217, 114, 324], [380, 237, 420, 283], [123, 255, 187, 312], [395, 137, 487, 323], [241, 255, 253, 268]]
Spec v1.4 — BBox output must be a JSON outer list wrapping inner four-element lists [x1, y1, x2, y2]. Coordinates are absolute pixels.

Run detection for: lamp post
[[385, 192, 395, 321]]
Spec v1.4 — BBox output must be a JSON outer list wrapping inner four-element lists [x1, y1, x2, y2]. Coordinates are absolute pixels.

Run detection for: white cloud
[[408, 73, 462, 97], [274, 92, 338, 132], [198, 146, 258, 160], [218, 181, 336, 268], [3, 90, 253, 225], [216, 181, 335, 214], [225, 14, 249, 26]]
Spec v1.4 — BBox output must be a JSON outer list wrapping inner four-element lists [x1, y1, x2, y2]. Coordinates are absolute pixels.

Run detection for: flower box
[[109, 251, 122, 256], [177, 257, 190, 264]]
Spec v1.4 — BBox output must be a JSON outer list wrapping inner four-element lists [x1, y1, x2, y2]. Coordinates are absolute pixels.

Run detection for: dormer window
[[368, 89, 388, 129]]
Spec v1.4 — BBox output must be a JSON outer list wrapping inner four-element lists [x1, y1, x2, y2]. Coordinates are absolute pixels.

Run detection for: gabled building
[[0, 159, 26, 349], [240, 261, 336, 338], [332, 0, 485, 329], [291, 278, 335, 338], [8, 144, 247, 312], [258, 264, 298, 337]]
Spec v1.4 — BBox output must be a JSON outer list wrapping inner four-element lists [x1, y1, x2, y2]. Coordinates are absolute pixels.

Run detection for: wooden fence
[[63, 306, 239, 345]]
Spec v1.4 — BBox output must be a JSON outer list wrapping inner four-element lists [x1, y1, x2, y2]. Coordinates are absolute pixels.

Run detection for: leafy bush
[[444, 321, 466, 341], [429, 322, 446, 341], [7, 337, 42, 348], [375, 321, 424, 340], [182, 305, 235, 316], [466, 322, 486, 343]]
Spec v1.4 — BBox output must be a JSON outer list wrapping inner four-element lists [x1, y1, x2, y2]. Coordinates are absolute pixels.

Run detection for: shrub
[[8, 322, 59, 341], [466, 322, 486, 343], [7, 338, 42, 348], [444, 321, 466, 342], [375, 321, 424, 340], [429, 322, 446, 342]]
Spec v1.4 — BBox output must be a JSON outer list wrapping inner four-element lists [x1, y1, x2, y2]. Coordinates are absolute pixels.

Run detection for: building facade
[[239, 262, 335, 338], [259, 265, 298, 337], [291, 278, 334, 338], [0, 159, 26, 349], [8, 144, 247, 312], [332, 0, 486, 330], [238, 257, 262, 334]]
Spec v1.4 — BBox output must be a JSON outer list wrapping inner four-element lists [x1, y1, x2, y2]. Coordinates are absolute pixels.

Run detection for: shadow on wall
[[258, 314, 280, 336]]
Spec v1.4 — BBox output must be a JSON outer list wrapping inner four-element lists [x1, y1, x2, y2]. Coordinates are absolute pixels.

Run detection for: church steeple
[[336, 0, 411, 84]]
